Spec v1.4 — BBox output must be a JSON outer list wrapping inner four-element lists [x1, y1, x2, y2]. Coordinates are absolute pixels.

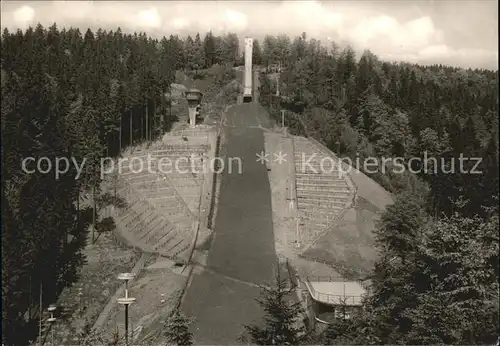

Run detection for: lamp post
[[47, 304, 57, 346], [78, 287, 83, 314], [38, 281, 43, 346], [295, 218, 301, 248], [117, 273, 136, 345], [276, 74, 280, 96], [276, 61, 281, 97]]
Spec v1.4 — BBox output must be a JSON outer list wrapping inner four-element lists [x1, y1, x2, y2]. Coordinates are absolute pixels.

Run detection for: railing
[[207, 134, 222, 230], [307, 276, 365, 286], [305, 276, 365, 306], [314, 292, 362, 306]]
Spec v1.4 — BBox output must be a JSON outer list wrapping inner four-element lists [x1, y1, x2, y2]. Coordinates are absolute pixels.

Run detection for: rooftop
[[306, 278, 366, 306]]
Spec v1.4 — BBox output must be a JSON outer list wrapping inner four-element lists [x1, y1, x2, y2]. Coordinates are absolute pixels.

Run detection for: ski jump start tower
[[243, 37, 253, 103]]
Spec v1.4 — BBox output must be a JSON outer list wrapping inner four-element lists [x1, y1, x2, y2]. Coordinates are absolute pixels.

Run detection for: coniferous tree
[[374, 191, 428, 264], [241, 266, 309, 345], [203, 31, 216, 68], [191, 33, 205, 75], [164, 309, 194, 346], [185, 35, 195, 71], [252, 38, 262, 66]]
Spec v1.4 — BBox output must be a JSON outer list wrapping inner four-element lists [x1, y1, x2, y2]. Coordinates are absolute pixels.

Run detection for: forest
[[1, 24, 499, 345], [258, 33, 499, 344], [1, 24, 241, 344]]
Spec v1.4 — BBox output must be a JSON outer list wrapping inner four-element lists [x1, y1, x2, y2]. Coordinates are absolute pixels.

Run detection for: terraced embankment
[[93, 130, 217, 340], [293, 136, 355, 248], [113, 131, 217, 260], [110, 142, 211, 262], [298, 137, 393, 277], [264, 127, 393, 280]]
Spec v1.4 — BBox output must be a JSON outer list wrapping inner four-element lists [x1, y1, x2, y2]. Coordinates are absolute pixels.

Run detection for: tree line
[[1, 23, 244, 345]]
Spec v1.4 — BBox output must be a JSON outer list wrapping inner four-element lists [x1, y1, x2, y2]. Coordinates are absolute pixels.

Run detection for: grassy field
[[99, 260, 188, 344], [41, 232, 140, 345], [301, 196, 384, 280]]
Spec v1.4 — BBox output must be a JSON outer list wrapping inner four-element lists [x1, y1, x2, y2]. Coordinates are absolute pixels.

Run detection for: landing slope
[[182, 102, 276, 345]]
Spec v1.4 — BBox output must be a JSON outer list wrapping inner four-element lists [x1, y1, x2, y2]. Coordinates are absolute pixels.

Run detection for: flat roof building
[[304, 276, 369, 326]]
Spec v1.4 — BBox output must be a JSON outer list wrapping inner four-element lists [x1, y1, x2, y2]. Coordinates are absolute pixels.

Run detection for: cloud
[[0, 0, 497, 69], [346, 15, 443, 60], [419, 44, 451, 59], [12, 5, 35, 27], [137, 8, 161, 29], [170, 17, 190, 30], [222, 9, 247, 32]]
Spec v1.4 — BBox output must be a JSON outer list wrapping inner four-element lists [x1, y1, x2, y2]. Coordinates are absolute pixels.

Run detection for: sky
[[1, 0, 498, 70]]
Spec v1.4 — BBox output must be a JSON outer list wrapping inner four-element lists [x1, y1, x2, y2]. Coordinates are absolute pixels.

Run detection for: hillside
[[258, 33, 498, 345], [297, 137, 393, 278]]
